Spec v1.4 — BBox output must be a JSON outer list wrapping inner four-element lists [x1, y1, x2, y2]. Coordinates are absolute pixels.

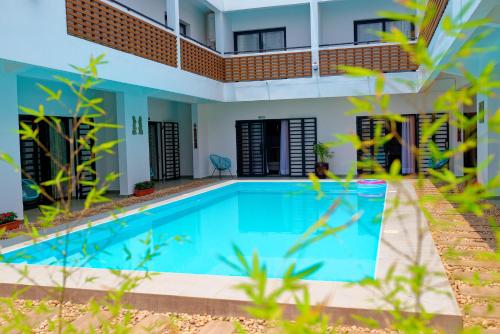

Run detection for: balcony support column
[[116, 90, 150, 195], [166, 0, 181, 68], [310, 0, 320, 78]]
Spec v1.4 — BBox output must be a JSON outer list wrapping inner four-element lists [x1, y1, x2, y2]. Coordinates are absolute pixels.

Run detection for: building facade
[[0, 0, 499, 217]]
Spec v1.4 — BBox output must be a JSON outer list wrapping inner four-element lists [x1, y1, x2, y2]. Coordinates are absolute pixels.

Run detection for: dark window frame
[[234, 27, 287, 53], [354, 18, 415, 44], [180, 21, 188, 36]]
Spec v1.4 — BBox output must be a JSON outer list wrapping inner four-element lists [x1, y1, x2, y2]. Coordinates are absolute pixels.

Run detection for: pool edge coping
[[0, 180, 462, 332]]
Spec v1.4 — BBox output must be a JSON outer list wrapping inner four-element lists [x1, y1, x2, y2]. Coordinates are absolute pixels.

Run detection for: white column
[[477, 90, 500, 193], [0, 72, 23, 218], [116, 90, 150, 195], [476, 94, 489, 184], [215, 10, 226, 54], [450, 108, 464, 176], [166, 0, 181, 68], [310, 0, 320, 78]]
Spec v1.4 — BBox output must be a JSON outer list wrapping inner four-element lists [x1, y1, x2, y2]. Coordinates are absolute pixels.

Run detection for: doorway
[[463, 112, 478, 173], [356, 113, 448, 175], [148, 121, 181, 181], [18, 115, 96, 203], [264, 120, 281, 175], [235, 118, 317, 177]]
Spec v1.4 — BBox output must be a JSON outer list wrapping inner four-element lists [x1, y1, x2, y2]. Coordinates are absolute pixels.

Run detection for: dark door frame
[[356, 113, 449, 175], [19, 115, 96, 202], [148, 120, 181, 181], [235, 117, 317, 177]]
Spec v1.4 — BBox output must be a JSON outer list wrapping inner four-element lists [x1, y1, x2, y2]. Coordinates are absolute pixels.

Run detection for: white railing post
[[310, 0, 320, 77], [166, 0, 181, 68]]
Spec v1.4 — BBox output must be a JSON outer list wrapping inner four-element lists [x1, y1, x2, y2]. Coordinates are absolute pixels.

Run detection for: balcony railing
[[319, 43, 418, 76], [180, 38, 225, 82], [224, 50, 313, 82], [66, 0, 177, 67]]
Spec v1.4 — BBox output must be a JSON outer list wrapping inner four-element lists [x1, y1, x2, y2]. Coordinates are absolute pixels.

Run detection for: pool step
[[69, 310, 112, 332], [198, 320, 234, 334], [131, 314, 170, 334]]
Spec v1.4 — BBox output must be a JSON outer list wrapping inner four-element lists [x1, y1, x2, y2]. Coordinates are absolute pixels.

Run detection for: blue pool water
[[2, 182, 386, 282]]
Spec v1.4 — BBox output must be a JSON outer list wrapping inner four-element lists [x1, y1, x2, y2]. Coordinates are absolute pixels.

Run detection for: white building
[[0, 0, 499, 217]]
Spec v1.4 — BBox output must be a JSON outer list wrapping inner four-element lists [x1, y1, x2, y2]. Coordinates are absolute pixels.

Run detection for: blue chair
[[430, 157, 449, 169], [209, 154, 233, 179], [22, 179, 40, 203]]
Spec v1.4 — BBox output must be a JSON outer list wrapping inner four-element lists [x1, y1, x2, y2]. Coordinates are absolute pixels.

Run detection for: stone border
[[0, 180, 462, 332]]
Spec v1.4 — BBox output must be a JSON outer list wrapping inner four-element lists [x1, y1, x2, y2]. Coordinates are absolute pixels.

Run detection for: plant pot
[[315, 162, 330, 179], [133, 188, 154, 197], [0, 220, 22, 231]]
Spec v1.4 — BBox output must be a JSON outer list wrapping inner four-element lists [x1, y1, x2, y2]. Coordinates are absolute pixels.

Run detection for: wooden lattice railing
[[319, 44, 418, 76], [65, 0, 446, 82], [419, 0, 450, 46], [66, 0, 177, 67], [180, 39, 225, 82], [224, 52, 312, 82]]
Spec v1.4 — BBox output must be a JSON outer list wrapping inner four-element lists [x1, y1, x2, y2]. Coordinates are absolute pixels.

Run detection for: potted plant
[[313, 142, 333, 179], [134, 181, 155, 197], [0, 211, 21, 231]]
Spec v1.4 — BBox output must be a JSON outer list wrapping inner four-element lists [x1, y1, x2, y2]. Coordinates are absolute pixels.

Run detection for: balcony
[[65, 0, 178, 67], [180, 37, 225, 82], [64, 0, 448, 83], [319, 42, 418, 76]]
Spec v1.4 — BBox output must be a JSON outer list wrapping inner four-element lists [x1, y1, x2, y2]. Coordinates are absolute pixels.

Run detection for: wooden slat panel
[[319, 44, 418, 76], [180, 39, 225, 82], [66, 0, 177, 67], [225, 52, 312, 82], [419, 0, 450, 46]]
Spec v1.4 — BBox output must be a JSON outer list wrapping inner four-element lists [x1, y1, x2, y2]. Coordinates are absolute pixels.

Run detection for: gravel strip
[[415, 180, 499, 331]]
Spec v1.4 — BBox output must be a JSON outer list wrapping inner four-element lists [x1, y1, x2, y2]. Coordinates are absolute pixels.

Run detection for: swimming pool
[[1, 181, 386, 282]]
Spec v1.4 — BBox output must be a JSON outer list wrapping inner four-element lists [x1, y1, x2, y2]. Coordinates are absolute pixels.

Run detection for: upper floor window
[[354, 19, 414, 44], [234, 28, 286, 54], [180, 21, 188, 36]]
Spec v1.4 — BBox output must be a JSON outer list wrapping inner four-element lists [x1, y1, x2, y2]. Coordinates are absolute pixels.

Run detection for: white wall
[[318, 0, 414, 46], [477, 90, 500, 194], [148, 98, 194, 176], [118, 0, 166, 24], [0, 72, 24, 218], [93, 91, 120, 191], [224, 4, 310, 53], [17, 77, 78, 117], [180, 0, 211, 44], [195, 92, 447, 177]]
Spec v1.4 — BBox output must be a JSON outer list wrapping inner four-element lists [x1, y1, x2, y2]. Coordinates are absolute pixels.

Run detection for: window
[[354, 19, 414, 44], [234, 28, 286, 53], [180, 21, 188, 36]]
